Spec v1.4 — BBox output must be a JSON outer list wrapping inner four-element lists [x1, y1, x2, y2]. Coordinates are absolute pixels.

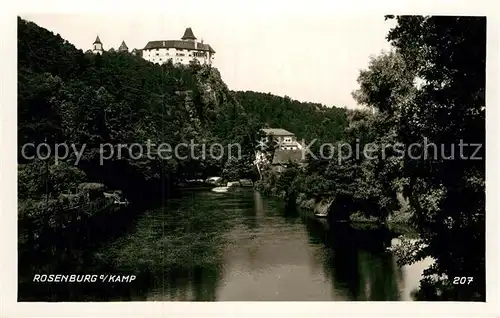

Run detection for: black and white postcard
[[1, 1, 498, 317]]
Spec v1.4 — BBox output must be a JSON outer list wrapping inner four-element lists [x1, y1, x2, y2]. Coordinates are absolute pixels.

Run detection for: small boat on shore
[[314, 212, 328, 218], [206, 176, 222, 184], [212, 187, 229, 193], [113, 198, 129, 206], [104, 190, 129, 206]]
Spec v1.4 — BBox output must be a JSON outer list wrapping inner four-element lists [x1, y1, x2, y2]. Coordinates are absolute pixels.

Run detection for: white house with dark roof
[[142, 27, 215, 66], [260, 128, 303, 151], [254, 128, 306, 175]]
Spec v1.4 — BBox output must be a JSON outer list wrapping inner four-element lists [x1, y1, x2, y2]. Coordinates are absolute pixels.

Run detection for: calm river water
[[19, 188, 432, 301]]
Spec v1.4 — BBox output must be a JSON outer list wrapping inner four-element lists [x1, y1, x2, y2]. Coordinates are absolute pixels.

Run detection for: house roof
[[261, 128, 295, 136], [94, 35, 102, 44], [118, 41, 129, 51], [272, 149, 304, 165], [181, 27, 197, 40], [143, 40, 215, 53]]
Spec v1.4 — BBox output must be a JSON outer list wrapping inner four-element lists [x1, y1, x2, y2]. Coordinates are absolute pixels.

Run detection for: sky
[[21, 11, 395, 109]]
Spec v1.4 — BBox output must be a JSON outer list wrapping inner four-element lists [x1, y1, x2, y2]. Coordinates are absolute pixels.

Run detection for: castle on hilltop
[[86, 27, 215, 66]]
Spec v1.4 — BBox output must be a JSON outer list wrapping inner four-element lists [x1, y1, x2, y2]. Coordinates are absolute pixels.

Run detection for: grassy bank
[[256, 178, 416, 235]]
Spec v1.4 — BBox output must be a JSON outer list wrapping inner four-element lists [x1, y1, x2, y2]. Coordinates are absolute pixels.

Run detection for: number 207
[[453, 277, 474, 285]]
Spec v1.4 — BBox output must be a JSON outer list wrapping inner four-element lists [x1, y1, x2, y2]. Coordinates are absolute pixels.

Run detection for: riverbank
[[254, 180, 415, 235], [18, 189, 132, 259]]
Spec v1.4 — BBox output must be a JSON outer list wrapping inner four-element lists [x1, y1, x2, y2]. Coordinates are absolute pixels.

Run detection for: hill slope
[[17, 17, 349, 200]]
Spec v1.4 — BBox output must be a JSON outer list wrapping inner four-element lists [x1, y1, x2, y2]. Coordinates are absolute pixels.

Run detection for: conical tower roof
[[118, 40, 129, 51], [181, 27, 196, 40], [93, 35, 102, 44]]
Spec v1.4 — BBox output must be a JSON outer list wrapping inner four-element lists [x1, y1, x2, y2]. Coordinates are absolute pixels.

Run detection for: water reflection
[[303, 220, 402, 300], [18, 189, 429, 301]]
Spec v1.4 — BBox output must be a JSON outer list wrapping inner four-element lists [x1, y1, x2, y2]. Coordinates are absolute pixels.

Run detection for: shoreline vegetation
[[254, 179, 415, 235], [17, 15, 485, 301]]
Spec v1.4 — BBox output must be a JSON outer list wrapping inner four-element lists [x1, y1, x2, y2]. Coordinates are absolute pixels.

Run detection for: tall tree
[[386, 15, 486, 300]]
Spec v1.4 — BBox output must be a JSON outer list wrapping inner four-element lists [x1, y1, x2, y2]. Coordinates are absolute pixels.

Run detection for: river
[[18, 188, 432, 301]]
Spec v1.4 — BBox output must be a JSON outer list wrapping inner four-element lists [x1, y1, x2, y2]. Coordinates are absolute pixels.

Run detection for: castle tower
[[118, 40, 129, 52], [181, 27, 197, 42], [92, 35, 103, 54]]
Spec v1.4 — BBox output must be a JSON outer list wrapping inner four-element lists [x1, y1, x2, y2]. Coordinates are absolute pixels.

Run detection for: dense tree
[[257, 16, 485, 301], [385, 15, 485, 301], [352, 50, 416, 116]]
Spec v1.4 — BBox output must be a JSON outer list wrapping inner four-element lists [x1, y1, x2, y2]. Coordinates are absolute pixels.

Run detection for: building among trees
[[118, 41, 129, 52], [89, 27, 215, 65], [260, 128, 302, 151], [254, 128, 305, 174], [92, 35, 103, 55]]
